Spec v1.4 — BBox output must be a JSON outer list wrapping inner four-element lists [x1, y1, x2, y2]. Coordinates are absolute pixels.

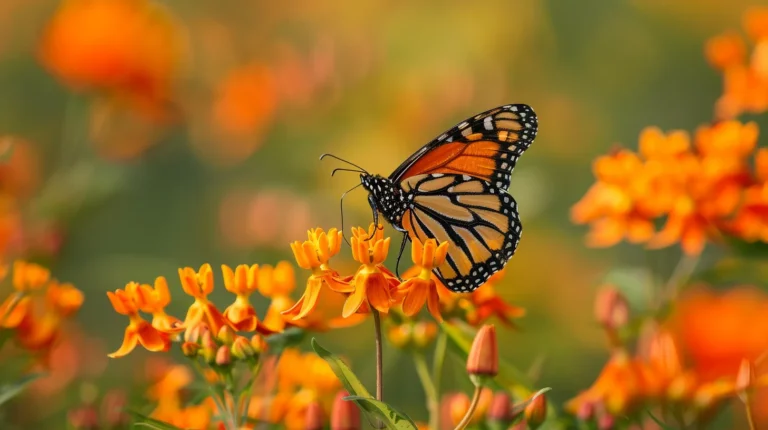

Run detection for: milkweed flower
[[343, 224, 400, 317], [130, 277, 184, 334], [284, 228, 353, 320], [107, 284, 171, 358], [179, 264, 230, 335], [221, 264, 263, 332], [398, 238, 449, 322]]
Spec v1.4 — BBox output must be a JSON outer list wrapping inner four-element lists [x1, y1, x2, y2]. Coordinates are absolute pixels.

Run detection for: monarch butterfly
[[323, 104, 537, 293]]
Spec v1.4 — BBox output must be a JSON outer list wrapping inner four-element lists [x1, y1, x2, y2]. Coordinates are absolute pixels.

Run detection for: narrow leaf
[[343, 395, 418, 430], [509, 387, 552, 417], [128, 410, 184, 430], [311, 338, 416, 430], [645, 410, 677, 430], [0, 373, 44, 407]]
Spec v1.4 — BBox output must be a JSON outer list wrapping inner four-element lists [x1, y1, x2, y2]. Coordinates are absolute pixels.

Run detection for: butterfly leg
[[365, 194, 379, 241], [395, 232, 409, 280]]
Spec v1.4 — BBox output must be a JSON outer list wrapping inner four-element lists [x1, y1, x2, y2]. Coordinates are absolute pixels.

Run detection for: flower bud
[[182, 342, 201, 358], [217, 325, 235, 345], [412, 322, 437, 349], [331, 390, 360, 430], [523, 393, 547, 429], [184, 322, 209, 344], [594, 285, 629, 330], [68, 406, 99, 429], [215, 345, 231, 366], [305, 400, 324, 430], [447, 393, 470, 427], [251, 334, 267, 354], [487, 391, 513, 424], [387, 324, 412, 349], [231, 335, 255, 360], [201, 330, 217, 364], [466, 324, 498, 379], [736, 358, 755, 402]]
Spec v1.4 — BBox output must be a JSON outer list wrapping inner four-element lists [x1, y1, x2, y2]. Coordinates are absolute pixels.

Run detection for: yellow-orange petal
[[401, 278, 428, 317], [411, 239, 424, 266], [223, 302, 259, 332], [284, 276, 323, 320], [366, 273, 391, 313], [152, 312, 185, 334], [426, 284, 443, 323], [108, 324, 140, 358], [0, 295, 30, 328], [136, 320, 171, 352], [342, 276, 368, 318], [153, 276, 171, 307], [47, 281, 84, 317], [107, 289, 137, 315]]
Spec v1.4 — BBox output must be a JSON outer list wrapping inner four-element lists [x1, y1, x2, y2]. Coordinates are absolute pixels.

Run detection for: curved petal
[[342, 276, 368, 318], [411, 239, 423, 266], [401, 279, 428, 317], [221, 264, 236, 293], [108, 325, 139, 358], [136, 320, 171, 352], [324, 273, 355, 293], [426, 282, 443, 323], [152, 313, 186, 334], [294, 277, 323, 320], [366, 273, 392, 313], [291, 241, 311, 270], [153, 276, 171, 307]]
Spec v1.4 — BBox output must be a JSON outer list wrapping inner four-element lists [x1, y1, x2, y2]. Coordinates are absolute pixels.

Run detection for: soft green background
[[1, 0, 767, 426]]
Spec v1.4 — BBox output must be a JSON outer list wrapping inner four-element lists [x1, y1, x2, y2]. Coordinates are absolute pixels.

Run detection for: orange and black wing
[[399, 174, 520, 292], [389, 104, 537, 192]]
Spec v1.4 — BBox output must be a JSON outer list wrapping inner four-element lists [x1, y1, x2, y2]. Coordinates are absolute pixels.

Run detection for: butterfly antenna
[[320, 153, 369, 175], [339, 183, 363, 246], [331, 168, 365, 177]]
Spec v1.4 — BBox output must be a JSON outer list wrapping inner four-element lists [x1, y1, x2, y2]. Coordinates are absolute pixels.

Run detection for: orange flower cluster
[[566, 286, 767, 428], [571, 122, 765, 255], [441, 389, 548, 429], [39, 0, 186, 118], [705, 7, 768, 119], [0, 260, 83, 356], [107, 262, 308, 358], [248, 348, 340, 428], [146, 361, 214, 428], [286, 224, 525, 326]]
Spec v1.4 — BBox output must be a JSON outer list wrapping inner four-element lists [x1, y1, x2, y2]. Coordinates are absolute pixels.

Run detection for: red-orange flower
[[107, 284, 170, 358], [343, 224, 399, 317], [398, 238, 448, 322], [283, 228, 353, 320], [221, 264, 261, 332], [39, 0, 186, 117], [179, 264, 230, 335], [130, 277, 184, 334]]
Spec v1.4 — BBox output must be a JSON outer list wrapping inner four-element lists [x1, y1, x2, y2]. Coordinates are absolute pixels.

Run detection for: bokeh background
[[2, 0, 768, 426]]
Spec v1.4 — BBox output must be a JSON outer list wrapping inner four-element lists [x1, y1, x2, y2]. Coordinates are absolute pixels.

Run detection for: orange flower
[[221, 264, 261, 332], [179, 264, 230, 335], [283, 228, 352, 320], [45, 281, 84, 318], [39, 0, 186, 117], [13, 260, 50, 291], [130, 277, 184, 334], [744, 6, 768, 42], [343, 224, 399, 317], [398, 238, 448, 322], [706, 32, 747, 70], [107, 284, 170, 358]]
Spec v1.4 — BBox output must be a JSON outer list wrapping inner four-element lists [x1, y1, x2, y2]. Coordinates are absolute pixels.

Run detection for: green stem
[[413, 353, 438, 429], [238, 361, 263, 425], [190, 359, 237, 430], [745, 397, 757, 430], [663, 254, 700, 303], [454, 386, 483, 430], [372, 309, 384, 402], [432, 331, 447, 429]]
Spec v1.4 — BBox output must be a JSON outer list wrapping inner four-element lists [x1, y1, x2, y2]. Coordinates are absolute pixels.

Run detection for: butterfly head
[[360, 174, 408, 229]]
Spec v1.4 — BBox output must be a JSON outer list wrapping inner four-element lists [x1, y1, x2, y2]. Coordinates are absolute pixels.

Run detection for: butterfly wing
[[400, 173, 521, 292], [389, 104, 537, 191]]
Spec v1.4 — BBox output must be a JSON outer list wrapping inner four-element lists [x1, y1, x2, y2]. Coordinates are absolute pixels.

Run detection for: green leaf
[[343, 396, 418, 430], [311, 338, 417, 430], [725, 237, 768, 259], [645, 410, 677, 430], [0, 373, 44, 407], [127, 410, 184, 430]]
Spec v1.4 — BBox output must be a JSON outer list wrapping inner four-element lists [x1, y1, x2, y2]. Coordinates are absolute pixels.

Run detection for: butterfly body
[[357, 104, 538, 292]]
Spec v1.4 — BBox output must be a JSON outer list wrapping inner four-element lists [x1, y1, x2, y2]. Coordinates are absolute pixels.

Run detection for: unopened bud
[[447, 393, 470, 427], [201, 330, 217, 364], [597, 412, 615, 430], [736, 358, 755, 402], [184, 322, 209, 344], [331, 390, 360, 430], [412, 322, 437, 349], [594, 285, 629, 330], [487, 391, 513, 424], [466, 324, 498, 380], [523, 393, 547, 429], [182, 342, 201, 358], [231, 335, 255, 360], [576, 401, 594, 421], [305, 400, 324, 430], [251, 334, 267, 354], [217, 325, 235, 345], [216, 345, 231, 366], [67, 406, 99, 430], [387, 324, 412, 349]]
